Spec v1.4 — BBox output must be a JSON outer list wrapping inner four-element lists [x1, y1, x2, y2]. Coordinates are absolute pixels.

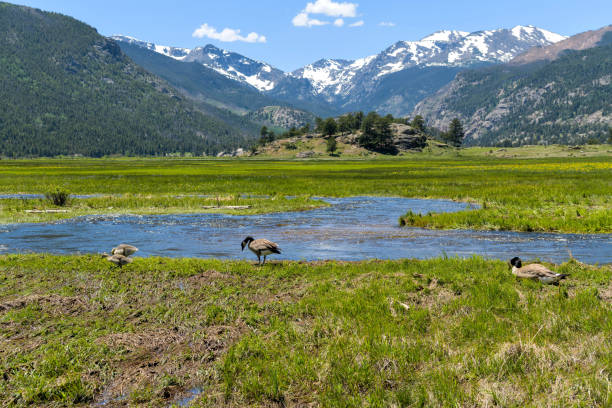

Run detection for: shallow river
[[1, 197, 610, 264]]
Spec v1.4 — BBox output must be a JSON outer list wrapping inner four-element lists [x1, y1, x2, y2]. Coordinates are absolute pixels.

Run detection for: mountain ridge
[[112, 26, 566, 116], [413, 27, 612, 146]]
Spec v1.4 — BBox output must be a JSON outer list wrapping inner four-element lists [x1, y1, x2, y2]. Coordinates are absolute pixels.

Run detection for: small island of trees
[[257, 111, 466, 155]]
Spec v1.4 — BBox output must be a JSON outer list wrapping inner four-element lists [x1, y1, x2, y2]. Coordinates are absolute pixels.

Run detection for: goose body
[[111, 244, 138, 256], [241, 236, 281, 265], [102, 253, 133, 268], [510, 257, 569, 285]]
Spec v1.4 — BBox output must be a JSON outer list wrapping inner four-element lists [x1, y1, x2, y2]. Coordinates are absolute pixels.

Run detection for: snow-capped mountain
[[290, 26, 567, 100], [111, 35, 190, 60], [111, 35, 284, 92], [181, 45, 285, 92], [112, 26, 566, 115]]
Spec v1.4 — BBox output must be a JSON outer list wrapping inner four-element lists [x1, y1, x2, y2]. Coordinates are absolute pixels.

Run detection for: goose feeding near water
[[241, 236, 281, 265], [111, 244, 138, 256], [102, 253, 133, 268], [509, 257, 569, 285]]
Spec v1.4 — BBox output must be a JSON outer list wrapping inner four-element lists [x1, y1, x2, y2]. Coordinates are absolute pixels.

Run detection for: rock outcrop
[[392, 124, 427, 150]]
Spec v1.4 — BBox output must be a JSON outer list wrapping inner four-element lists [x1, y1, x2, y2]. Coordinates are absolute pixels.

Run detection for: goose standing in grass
[[241, 236, 281, 265], [509, 257, 569, 285], [102, 253, 133, 268], [111, 244, 138, 256]]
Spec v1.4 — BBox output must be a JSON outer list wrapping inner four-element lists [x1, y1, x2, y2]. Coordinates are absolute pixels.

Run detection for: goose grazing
[[111, 244, 138, 256], [102, 253, 133, 268], [509, 257, 569, 285], [241, 236, 281, 265]]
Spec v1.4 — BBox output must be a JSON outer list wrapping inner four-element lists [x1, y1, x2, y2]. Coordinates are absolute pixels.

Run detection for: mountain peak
[[510, 25, 567, 43], [420, 30, 469, 43], [511, 24, 612, 64]]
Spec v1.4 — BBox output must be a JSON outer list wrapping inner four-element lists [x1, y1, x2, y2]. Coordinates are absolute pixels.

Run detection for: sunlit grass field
[[0, 255, 610, 406], [0, 148, 610, 406], [1, 149, 610, 232]]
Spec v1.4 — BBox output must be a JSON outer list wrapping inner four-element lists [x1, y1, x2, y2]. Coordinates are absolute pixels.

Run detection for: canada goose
[[111, 244, 138, 256], [102, 253, 133, 268], [509, 257, 569, 285], [241, 236, 281, 265]]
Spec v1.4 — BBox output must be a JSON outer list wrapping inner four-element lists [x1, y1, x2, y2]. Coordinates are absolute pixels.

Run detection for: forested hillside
[[414, 31, 612, 146], [0, 2, 252, 157]]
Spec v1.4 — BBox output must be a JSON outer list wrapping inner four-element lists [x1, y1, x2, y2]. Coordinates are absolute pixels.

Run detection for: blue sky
[[14, 0, 612, 71]]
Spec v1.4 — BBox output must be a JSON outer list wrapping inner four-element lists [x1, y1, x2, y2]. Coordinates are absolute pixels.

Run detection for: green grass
[[1, 255, 611, 406], [0, 148, 610, 232], [0, 193, 325, 224]]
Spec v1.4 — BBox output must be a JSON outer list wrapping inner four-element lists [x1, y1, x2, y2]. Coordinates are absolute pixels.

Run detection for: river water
[[0, 197, 610, 264]]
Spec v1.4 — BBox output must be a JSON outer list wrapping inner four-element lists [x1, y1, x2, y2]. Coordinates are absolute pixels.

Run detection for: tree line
[[258, 111, 466, 154]]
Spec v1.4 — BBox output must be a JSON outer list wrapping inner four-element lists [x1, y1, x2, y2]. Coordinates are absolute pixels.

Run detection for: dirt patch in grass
[[249, 281, 313, 306], [597, 283, 612, 303], [185, 269, 235, 287], [102, 328, 185, 354], [95, 323, 249, 406], [477, 378, 527, 407], [0, 294, 88, 315], [403, 278, 458, 309]]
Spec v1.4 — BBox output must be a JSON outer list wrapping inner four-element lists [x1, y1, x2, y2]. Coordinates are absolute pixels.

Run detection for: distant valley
[[1, 0, 610, 157]]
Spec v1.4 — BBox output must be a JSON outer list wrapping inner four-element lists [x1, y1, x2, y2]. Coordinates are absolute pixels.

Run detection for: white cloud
[[304, 0, 357, 17], [349, 20, 364, 27], [292, 12, 329, 27], [379, 22, 396, 27], [192, 23, 266, 43], [293, 0, 359, 28]]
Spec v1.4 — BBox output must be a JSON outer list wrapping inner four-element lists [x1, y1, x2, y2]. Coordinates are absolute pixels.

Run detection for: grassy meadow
[[1, 255, 611, 406], [0, 147, 610, 406], [0, 146, 611, 232]]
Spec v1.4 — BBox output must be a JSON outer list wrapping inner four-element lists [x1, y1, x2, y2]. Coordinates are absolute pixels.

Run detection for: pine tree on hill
[[444, 118, 465, 147]]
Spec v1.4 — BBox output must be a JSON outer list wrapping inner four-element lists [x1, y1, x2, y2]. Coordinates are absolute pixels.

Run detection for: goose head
[[241, 236, 254, 251], [509, 257, 522, 269]]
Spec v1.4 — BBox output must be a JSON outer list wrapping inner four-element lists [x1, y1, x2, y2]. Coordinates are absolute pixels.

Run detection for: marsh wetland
[[0, 148, 611, 406]]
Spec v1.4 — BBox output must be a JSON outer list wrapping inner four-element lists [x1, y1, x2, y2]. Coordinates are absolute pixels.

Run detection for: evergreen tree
[[338, 115, 352, 135], [361, 112, 378, 136], [326, 136, 337, 155], [322, 117, 338, 137], [411, 115, 425, 133], [353, 111, 364, 130], [358, 111, 396, 153], [315, 117, 324, 133], [444, 118, 465, 147], [608, 127, 612, 144]]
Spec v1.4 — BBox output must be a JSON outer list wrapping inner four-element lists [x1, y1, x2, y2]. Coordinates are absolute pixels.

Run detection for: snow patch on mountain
[[290, 26, 567, 99], [421, 30, 469, 43], [111, 35, 190, 60], [112, 26, 566, 98]]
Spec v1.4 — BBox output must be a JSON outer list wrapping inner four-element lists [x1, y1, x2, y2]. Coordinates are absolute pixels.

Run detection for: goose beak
[[241, 242, 245, 251]]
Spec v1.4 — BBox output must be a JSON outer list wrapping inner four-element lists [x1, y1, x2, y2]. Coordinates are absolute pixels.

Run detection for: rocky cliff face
[[246, 106, 316, 129]]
